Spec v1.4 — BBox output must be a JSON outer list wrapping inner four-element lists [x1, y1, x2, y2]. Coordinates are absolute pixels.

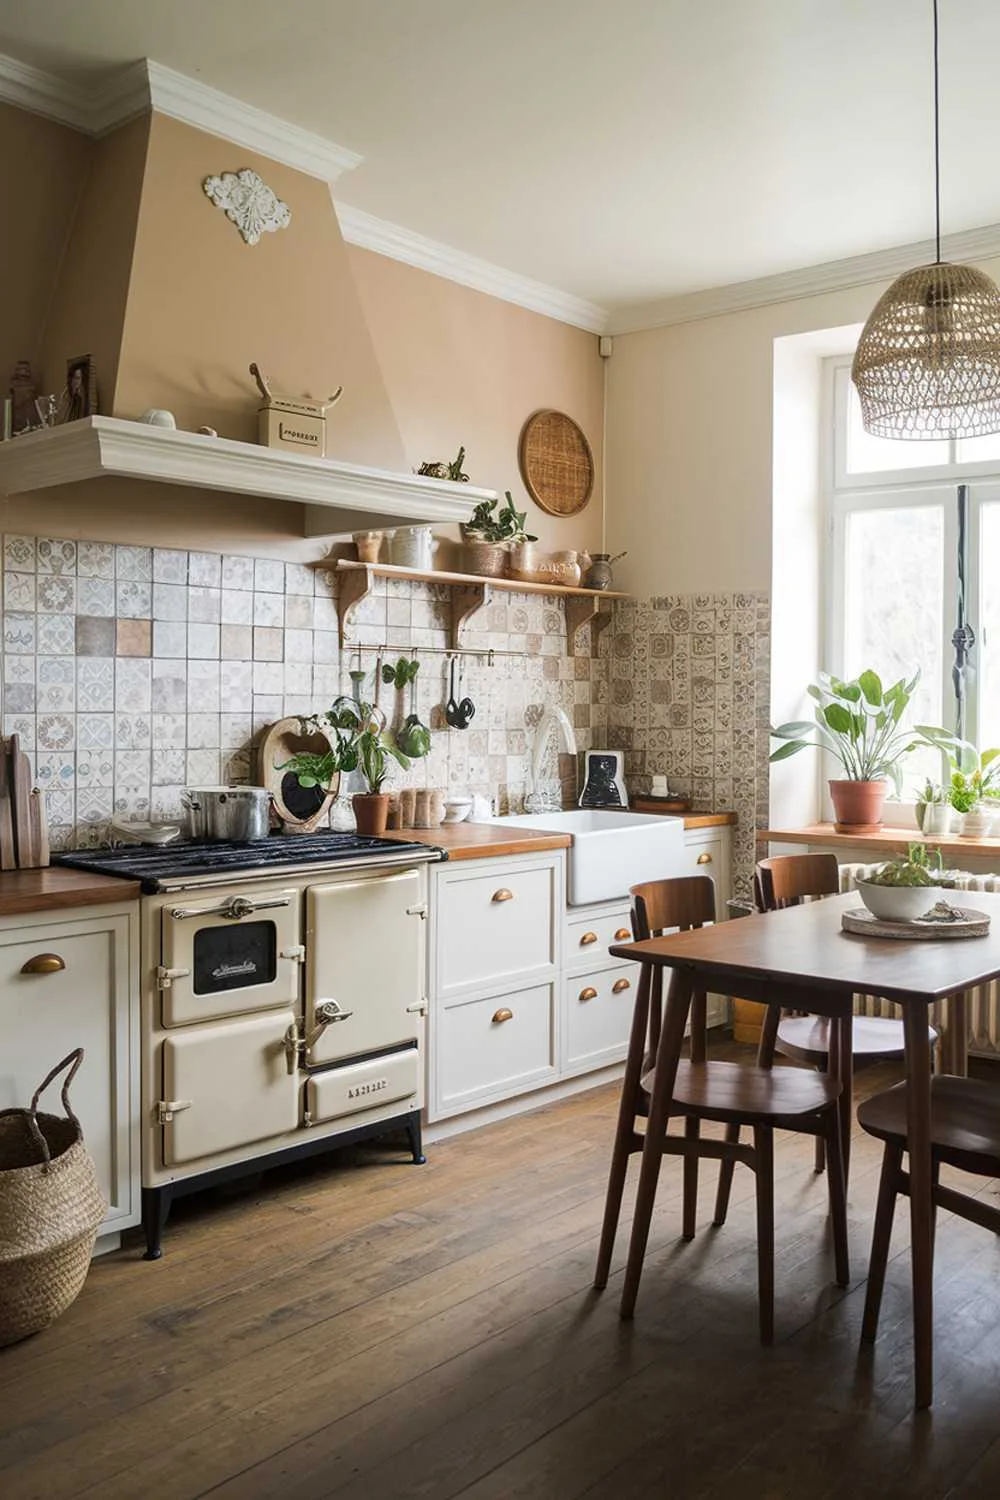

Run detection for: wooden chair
[[858, 1075, 1000, 1343], [594, 874, 849, 1343]]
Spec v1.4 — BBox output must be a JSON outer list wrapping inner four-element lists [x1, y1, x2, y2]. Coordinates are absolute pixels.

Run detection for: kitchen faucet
[[525, 706, 578, 813]]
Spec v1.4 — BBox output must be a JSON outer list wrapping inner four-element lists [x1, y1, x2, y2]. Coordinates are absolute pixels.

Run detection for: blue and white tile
[[153, 620, 187, 658], [5, 654, 33, 685], [3, 714, 35, 749], [188, 658, 220, 711], [151, 748, 186, 784], [188, 623, 220, 659], [222, 555, 254, 590], [36, 713, 74, 751], [152, 659, 187, 713], [78, 576, 115, 616], [114, 749, 151, 788], [189, 551, 221, 588], [153, 548, 188, 584], [153, 582, 187, 621], [77, 713, 114, 750], [116, 580, 151, 618], [187, 713, 220, 749], [34, 752, 75, 791], [150, 785, 185, 820], [188, 586, 221, 624], [152, 713, 187, 748], [36, 538, 76, 575], [77, 541, 114, 578], [115, 545, 152, 582], [45, 789, 75, 825], [253, 592, 284, 628], [3, 535, 35, 571], [36, 575, 75, 614], [3, 572, 35, 610], [77, 658, 114, 712], [5, 687, 35, 719], [4, 613, 36, 653], [37, 657, 75, 713], [185, 749, 220, 784], [254, 558, 284, 593], [115, 713, 151, 749], [77, 748, 114, 786], [221, 588, 253, 625], [37, 613, 76, 656], [115, 658, 152, 712]]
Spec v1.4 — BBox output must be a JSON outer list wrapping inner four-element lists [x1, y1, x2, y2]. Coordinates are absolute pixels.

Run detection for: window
[[826, 361, 1000, 799]]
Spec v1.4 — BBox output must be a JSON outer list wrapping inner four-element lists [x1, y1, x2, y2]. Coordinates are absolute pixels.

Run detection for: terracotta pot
[[829, 778, 888, 833], [462, 538, 508, 578], [352, 792, 390, 836]]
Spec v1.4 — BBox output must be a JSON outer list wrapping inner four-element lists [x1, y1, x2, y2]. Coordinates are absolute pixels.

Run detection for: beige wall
[[0, 102, 92, 393], [348, 245, 605, 553]]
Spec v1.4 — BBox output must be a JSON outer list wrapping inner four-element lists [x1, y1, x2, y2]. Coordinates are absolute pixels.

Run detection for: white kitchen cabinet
[[563, 965, 638, 1074], [0, 902, 140, 1240], [436, 979, 558, 1114], [681, 825, 733, 1029], [435, 857, 559, 996]]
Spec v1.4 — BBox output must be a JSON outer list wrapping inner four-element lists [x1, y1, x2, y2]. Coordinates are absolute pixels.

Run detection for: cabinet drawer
[[437, 982, 556, 1112], [563, 966, 637, 1073], [681, 833, 724, 877], [438, 864, 556, 993], [565, 908, 634, 971]]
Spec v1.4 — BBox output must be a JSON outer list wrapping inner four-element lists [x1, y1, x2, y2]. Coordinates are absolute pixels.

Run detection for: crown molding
[[334, 201, 608, 334], [607, 223, 1000, 334], [0, 53, 362, 181]]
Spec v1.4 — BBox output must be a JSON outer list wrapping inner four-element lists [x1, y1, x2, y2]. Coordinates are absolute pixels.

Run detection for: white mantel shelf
[[0, 418, 494, 535]]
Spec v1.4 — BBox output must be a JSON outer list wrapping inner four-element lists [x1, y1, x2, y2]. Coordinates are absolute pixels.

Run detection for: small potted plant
[[462, 490, 537, 578], [281, 697, 410, 836], [920, 731, 1000, 837], [855, 842, 951, 922], [916, 778, 953, 836], [770, 668, 930, 831]]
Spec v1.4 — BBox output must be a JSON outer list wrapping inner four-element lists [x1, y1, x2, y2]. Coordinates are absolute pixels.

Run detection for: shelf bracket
[[565, 594, 613, 658], [337, 564, 375, 647], [449, 582, 489, 650]]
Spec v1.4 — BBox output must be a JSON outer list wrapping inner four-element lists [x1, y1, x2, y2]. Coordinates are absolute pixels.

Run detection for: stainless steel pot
[[182, 786, 272, 842]]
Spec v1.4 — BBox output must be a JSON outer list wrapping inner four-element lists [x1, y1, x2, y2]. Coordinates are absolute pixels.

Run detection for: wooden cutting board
[[9, 733, 44, 868], [0, 738, 15, 870]]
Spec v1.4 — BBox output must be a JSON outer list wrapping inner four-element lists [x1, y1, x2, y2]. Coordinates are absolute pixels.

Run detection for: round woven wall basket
[[518, 410, 594, 517]]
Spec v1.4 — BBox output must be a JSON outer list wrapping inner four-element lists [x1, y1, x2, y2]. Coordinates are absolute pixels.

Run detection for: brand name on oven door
[[347, 1078, 389, 1100], [212, 959, 259, 980]]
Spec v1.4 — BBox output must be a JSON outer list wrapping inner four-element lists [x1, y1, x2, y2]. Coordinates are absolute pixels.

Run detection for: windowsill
[[762, 822, 1000, 861]]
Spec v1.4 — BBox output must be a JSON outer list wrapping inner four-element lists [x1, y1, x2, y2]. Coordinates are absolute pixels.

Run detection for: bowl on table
[[855, 879, 945, 923]]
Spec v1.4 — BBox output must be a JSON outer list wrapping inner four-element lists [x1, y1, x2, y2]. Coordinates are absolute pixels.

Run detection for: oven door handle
[[168, 895, 292, 922]]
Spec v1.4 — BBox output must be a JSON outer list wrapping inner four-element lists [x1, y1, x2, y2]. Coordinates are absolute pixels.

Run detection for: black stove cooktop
[[55, 832, 443, 893]]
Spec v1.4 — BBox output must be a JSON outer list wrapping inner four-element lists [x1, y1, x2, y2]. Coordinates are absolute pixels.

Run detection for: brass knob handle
[[491, 1007, 514, 1024], [696, 851, 713, 865], [614, 928, 631, 941], [579, 931, 598, 946], [492, 888, 514, 903], [578, 986, 598, 1003], [20, 953, 66, 976], [612, 977, 632, 994]]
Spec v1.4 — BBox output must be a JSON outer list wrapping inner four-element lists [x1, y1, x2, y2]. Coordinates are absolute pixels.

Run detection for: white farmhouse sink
[[488, 809, 685, 905]]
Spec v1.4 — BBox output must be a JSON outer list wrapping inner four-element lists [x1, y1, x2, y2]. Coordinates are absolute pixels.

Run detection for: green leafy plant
[[381, 656, 420, 690], [916, 778, 949, 807], [464, 490, 537, 545], [770, 668, 934, 792], [867, 842, 948, 888], [916, 729, 1000, 811], [279, 697, 410, 795], [446, 445, 469, 483]]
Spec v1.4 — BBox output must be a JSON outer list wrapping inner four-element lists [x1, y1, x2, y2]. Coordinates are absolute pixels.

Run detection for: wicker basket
[[0, 1050, 105, 1347]]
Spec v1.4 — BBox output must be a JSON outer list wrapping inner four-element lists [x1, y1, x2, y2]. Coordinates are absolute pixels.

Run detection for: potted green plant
[[770, 668, 930, 831], [280, 697, 410, 836], [916, 778, 953, 836], [855, 841, 952, 921], [462, 490, 537, 578], [918, 731, 1000, 837]]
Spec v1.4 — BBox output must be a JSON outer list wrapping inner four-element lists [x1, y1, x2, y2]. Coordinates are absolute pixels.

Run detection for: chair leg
[[757, 1005, 780, 1068], [713, 1122, 741, 1227], [682, 1116, 700, 1240], [823, 1108, 850, 1287], [861, 1141, 903, 1343], [595, 965, 652, 1290], [753, 1124, 775, 1345], [814, 1058, 827, 1173]]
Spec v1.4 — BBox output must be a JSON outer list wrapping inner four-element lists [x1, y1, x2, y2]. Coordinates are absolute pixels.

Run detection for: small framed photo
[[58, 354, 97, 423]]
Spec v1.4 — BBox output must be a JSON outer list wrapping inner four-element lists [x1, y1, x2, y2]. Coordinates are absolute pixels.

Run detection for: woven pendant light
[[851, 1, 1000, 440]]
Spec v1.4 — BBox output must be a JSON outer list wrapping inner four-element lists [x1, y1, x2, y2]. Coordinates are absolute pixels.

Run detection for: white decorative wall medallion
[[203, 168, 291, 245]]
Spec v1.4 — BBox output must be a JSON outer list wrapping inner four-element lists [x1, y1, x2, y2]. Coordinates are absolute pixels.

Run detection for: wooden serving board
[[0, 738, 16, 870], [842, 906, 991, 940]]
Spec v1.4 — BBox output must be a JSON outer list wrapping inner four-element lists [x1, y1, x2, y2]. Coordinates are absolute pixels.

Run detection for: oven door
[[159, 888, 303, 1027], [305, 869, 425, 1067]]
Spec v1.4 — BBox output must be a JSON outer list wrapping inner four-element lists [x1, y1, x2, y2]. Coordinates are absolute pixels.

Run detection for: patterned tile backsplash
[[0, 534, 771, 892]]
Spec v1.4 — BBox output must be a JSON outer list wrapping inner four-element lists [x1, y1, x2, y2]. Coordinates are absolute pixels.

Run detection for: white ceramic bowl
[[855, 879, 944, 923], [443, 797, 473, 824]]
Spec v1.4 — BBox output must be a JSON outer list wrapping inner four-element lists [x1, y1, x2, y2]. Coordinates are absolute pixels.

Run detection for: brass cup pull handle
[[21, 953, 66, 976], [578, 987, 598, 1003], [614, 928, 632, 941], [492, 888, 514, 904], [612, 977, 632, 994], [696, 851, 713, 865], [579, 931, 598, 946], [491, 1007, 514, 1024]]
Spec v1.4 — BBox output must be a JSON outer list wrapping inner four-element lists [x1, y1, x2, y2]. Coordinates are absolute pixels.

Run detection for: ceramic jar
[[353, 530, 383, 564], [389, 525, 433, 570], [548, 550, 582, 588], [960, 804, 995, 838]]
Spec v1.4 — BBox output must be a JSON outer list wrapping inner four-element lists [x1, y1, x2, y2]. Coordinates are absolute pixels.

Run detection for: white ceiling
[[3, 0, 1000, 313]]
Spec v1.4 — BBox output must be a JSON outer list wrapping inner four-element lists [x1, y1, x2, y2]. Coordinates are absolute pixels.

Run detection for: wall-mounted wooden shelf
[[334, 561, 628, 656]]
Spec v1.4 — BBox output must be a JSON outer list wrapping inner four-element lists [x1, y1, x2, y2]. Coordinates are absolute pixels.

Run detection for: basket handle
[[29, 1048, 85, 1147]]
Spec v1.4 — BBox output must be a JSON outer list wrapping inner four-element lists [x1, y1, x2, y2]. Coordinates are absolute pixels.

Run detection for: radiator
[[840, 864, 1000, 1058]]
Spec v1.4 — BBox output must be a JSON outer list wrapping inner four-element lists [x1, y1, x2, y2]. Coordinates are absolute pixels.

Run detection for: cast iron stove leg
[[141, 1185, 172, 1260]]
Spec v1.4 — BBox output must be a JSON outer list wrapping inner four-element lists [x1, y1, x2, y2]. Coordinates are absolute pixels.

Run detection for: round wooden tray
[[842, 906, 991, 940], [518, 409, 594, 516]]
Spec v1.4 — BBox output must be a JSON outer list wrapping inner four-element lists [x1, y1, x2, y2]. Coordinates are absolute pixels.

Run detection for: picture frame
[[58, 354, 97, 424]]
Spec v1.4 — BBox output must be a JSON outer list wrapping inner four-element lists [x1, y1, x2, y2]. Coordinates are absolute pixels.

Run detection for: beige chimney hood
[[0, 417, 491, 536]]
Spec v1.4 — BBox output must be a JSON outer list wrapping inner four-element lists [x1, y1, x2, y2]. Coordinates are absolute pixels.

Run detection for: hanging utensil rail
[[349, 642, 526, 663]]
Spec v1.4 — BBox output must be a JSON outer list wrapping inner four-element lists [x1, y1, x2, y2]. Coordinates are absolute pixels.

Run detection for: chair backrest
[[630, 874, 716, 940], [755, 853, 840, 912]]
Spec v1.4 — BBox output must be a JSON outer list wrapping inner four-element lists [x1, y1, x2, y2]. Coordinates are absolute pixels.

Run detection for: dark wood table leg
[[620, 968, 694, 1319], [827, 1011, 853, 1191], [902, 999, 935, 1409]]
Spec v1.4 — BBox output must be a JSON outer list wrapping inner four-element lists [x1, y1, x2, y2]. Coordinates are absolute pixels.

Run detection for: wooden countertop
[[0, 867, 141, 916], [763, 822, 1000, 862], [683, 812, 736, 829], [391, 811, 735, 861]]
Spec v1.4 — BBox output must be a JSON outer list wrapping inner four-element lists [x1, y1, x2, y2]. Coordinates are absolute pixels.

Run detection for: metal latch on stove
[[155, 1098, 192, 1124], [156, 965, 191, 989], [283, 999, 354, 1073]]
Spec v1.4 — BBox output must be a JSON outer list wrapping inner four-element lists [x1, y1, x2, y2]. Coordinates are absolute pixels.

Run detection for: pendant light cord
[[933, 0, 941, 262]]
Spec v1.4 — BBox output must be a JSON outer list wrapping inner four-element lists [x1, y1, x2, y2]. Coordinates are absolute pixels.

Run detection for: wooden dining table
[[609, 888, 1000, 1409]]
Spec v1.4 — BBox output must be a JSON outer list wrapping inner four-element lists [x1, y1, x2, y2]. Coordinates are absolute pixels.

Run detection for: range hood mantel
[[0, 418, 493, 536]]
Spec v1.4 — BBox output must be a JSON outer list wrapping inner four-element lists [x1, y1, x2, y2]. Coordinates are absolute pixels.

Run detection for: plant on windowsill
[[915, 778, 953, 836], [279, 696, 411, 836], [916, 729, 1000, 838], [770, 668, 937, 832]]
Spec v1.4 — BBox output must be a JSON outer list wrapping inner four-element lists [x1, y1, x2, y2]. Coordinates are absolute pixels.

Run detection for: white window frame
[[824, 358, 1000, 815]]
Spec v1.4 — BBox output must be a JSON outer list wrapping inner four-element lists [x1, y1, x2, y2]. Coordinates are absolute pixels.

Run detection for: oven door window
[[193, 920, 277, 995]]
